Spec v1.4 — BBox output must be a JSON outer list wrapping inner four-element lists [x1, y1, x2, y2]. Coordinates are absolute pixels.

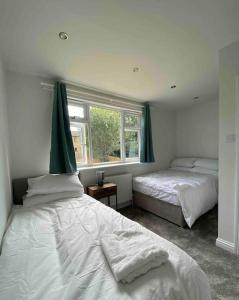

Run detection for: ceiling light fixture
[[193, 96, 199, 100], [59, 32, 69, 40], [171, 85, 176, 89], [133, 67, 139, 72]]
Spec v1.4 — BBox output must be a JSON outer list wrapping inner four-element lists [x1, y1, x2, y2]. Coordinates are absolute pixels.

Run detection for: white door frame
[[235, 75, 239, 255]]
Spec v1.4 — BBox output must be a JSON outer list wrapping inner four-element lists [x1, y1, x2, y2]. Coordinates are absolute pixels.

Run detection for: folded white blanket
[[101, 230, 169, 283]]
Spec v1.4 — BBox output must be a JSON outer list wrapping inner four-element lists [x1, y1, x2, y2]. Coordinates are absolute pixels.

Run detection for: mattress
[[0, 194, 211, 300], [133, 169, 218, 227]]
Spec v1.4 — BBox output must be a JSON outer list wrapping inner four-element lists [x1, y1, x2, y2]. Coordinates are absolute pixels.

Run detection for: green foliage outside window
[[124, 114, 139, 127], [90, 106, 121, 162], [125, 131, 139, 158]]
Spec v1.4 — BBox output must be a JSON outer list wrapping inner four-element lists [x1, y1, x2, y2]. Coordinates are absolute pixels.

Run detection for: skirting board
[[216, 238, 236, 254], [115, 200, 132, 210]]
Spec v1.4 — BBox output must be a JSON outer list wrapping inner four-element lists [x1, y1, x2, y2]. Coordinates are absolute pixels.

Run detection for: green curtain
[[140, 103, 155, 163], [49, 82, 77, 174]]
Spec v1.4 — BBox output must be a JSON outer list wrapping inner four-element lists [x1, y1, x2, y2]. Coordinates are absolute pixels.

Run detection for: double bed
[[0, 174, 212, 299], [133, 158, 218, 227]]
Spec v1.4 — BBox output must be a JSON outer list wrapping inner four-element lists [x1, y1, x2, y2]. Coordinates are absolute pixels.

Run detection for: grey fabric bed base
[[133, 191, 186, 227]]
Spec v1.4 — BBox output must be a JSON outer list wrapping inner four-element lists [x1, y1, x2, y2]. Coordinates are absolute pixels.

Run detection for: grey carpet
[[120, 206, 239, 300]]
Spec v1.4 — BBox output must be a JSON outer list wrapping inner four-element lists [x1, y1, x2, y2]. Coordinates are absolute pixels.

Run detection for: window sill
[[77, 161, 142, 171]]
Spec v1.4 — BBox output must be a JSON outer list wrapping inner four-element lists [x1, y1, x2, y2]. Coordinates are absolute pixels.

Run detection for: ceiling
[[1, 0, 239, 108]]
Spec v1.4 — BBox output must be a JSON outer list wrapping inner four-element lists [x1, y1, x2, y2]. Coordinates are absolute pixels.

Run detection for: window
[[123, 112, 141, 160], [90, 106, 121, 163], [68, 101, 141, 166], [70, 125, 88, 165], [68, 104, 85, 119]]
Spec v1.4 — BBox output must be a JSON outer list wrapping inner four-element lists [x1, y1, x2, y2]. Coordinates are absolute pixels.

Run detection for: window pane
[[124, 113, 140, 128], [71, 125, 88, 164], [90, 106, 121, 163], [68, 105, 84, 119], [125, 130, 139, 158]]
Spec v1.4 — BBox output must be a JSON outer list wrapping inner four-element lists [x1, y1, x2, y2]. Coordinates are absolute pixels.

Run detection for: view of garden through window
[[90, 106, 121, 163], [68, 103, 141, 165]]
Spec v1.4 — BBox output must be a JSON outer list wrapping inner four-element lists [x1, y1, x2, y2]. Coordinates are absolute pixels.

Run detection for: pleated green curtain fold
[[140, 103, 155, 163], [49, 82, 77, 174]]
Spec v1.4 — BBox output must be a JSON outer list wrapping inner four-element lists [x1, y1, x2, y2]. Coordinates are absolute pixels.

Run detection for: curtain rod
[[40, 82, 144, 109]]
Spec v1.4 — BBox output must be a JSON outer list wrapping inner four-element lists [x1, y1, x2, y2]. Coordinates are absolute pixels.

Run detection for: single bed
[[0, 176, 211, 300], [133, 167, 218, 228]]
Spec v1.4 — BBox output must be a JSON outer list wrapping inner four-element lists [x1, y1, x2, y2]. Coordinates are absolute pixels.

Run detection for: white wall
[[0, 59, 12, 243], [217, 40, 239, 250], [176, 100, 218, 158], [6, 71, 176, 186], [6, 71, 53, 179]]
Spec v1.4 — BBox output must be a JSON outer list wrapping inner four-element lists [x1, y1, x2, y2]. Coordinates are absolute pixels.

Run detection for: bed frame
[[12, 173, 82, 205], [12, 178, 29, 205], [133, 191, 186, 227]]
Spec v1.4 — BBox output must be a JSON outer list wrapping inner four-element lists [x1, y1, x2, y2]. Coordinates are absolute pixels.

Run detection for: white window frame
[[68, 99, 142, 167], [122, 111, 141, 162], [70, 122, 88, 165], [68, 101, 88, 123], [68, 100, 90, 166]]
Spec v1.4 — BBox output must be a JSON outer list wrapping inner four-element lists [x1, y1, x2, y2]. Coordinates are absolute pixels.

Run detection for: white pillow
[[171, 158, 197, 168], [23, 191, 82, 208], [27, 174, 84, 197], [191, 167, 218, 176], [194, 159, 218, 171]]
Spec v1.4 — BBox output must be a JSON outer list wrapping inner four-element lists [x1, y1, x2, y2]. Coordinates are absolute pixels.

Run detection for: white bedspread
[[133, 170, 218, 227], [0, 195, 211, 300]]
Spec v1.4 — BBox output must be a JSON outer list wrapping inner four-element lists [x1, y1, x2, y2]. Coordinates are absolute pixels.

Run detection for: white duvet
[[133, 170, 218, 227], [0, 195, 211, 300]]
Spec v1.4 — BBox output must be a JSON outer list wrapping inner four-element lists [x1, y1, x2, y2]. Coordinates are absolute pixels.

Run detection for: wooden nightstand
[[87, 183, 118, 210]]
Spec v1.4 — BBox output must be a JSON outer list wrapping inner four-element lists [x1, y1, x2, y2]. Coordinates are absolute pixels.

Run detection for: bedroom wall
[[0, 59, 12, 243], [6, 70, 176, 186], [217, 40, 239, 252], [176, 100, 218, 158], [6, 71, 53, 178]]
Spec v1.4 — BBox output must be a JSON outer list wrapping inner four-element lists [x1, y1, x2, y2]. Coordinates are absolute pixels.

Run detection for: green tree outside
[[90, 106, 121, 162]]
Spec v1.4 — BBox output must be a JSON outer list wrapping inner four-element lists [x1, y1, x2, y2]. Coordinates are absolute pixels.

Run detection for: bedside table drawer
[[90, 187, 116, 198]]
